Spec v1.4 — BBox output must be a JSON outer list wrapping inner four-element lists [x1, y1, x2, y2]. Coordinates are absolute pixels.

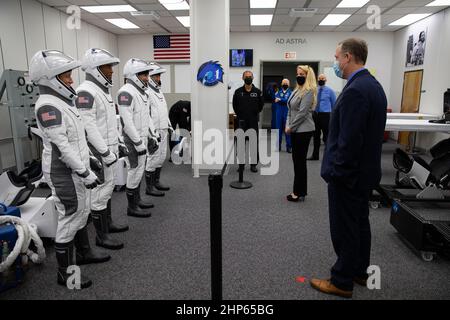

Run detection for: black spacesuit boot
[[145, 171, 165, 197], [55, 240, 92, 289], [154, 167, 170, 191], [74, 225, 111, 265], [106, 199, 129, 233], [92, 209, 124, 250], [126, 187, 152, 218]]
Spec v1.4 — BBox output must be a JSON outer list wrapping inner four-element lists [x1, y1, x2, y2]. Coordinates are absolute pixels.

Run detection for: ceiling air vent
[[130, 10, 161, 20], [289, 8, 318, 18]]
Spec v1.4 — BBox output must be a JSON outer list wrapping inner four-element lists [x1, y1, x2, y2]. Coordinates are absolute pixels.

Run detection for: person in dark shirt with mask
[[232, 70, 264, 173], [168, 100, 191, 158]]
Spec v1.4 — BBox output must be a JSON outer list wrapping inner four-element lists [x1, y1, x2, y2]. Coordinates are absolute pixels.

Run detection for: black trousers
[[328, 181, 371, 291], [291, 132, 313, 196], [312, 112, 331, 157]]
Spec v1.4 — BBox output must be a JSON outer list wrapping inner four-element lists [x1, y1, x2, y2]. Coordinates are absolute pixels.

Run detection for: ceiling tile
[[333, 25, 358, 32], [270, 25, 292, 31], [250, 8, 277, 14], [230, 0, 249, 9], [272, 14, 297, 26], [94, 0, 128, 4], [230, 26, 251, 32], [250, 26, 271, 32], [166, 27, 189, 33], [231, 9, 249, 15], [383, 7, 418, 15], [314, 25, 338, 32], [39, 0, 71, 5], [231, 15, 250, 26], [277, 0, 307, 8], [293, 24, 316, 32], [308, 0, 341, 8]]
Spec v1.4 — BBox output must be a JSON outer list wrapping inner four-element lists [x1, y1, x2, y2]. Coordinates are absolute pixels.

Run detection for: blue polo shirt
[[316, 85, 336, 113]]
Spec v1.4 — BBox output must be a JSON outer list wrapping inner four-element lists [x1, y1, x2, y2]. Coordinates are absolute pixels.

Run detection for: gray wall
[[0, 0, 119, 170]]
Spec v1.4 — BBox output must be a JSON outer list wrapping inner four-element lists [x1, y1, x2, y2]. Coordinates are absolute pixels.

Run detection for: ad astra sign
[[275, 38, 307, 45]]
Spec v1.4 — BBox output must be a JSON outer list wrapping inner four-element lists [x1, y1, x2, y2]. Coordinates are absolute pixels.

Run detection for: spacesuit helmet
[[148, 62, 166, 89], [123, 58, 153, 91], [29, 50, 81, 100], [81, 48, 120, 88]]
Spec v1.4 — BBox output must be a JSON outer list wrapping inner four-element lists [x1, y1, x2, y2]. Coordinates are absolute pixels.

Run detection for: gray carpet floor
[[1, 142, 449, 300]]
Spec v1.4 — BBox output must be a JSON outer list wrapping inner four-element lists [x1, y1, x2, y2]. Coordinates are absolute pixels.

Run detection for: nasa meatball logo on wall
[[197, 61, 224, 87]]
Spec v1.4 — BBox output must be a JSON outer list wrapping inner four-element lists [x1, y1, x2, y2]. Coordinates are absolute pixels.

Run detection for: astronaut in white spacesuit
[[31, 50, 109, 289], [145, 62, 173, 197], [118, 59, 158, 218], [76, 48, 128, 251]]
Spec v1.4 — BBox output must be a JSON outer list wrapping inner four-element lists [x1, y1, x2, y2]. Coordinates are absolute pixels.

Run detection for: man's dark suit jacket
[[321, 69, 387, 190]]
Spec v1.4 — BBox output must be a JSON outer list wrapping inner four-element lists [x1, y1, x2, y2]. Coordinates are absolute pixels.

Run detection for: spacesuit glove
[[147, 137, 159, 155], [118, 142, 129, 158], [135, 140, 147, 156], [102, 150, 118, 167], [77, 169, 100, 189]]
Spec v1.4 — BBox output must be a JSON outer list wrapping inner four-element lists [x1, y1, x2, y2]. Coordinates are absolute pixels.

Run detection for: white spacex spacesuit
[[145, 63, 172, 197], [118, 58, 157, 218], [30, 50, 108, 289], [76, 48, 127, 249]]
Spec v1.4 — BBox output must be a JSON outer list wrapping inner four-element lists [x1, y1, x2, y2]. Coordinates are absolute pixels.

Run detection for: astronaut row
[[31, 48, 172, 289]]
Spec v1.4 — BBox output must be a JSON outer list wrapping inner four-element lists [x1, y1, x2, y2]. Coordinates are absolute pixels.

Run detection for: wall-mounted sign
[[284, 52, 297, 60], [197, 61, 224, 87], [276, 38, 307, 45]]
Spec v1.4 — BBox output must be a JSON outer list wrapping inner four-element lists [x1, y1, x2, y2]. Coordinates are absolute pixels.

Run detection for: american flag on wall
[[153, 34, 190, 61]]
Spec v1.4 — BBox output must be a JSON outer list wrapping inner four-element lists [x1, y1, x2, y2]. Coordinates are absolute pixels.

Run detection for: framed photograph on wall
[[405, 29, 427, 67]]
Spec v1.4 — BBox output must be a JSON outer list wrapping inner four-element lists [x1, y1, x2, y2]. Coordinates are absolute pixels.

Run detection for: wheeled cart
[[390, 200, 450, 262]]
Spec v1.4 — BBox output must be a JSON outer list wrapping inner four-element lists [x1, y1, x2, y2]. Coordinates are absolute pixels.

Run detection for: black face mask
[[318, 80, 325, 86], [244, 77, 253, 85], [296, 76, 306, 86], [282, 85, 289, 90]]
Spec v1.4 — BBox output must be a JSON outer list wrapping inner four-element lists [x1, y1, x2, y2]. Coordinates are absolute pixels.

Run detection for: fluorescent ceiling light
[[176, 16, 190, 28], [319, 14, 351, 26], [389, 14, 432, 26], [105, 18, 139, 29], [159, 0, 190, 10], [426, 0, 450, 6], [337, 0, 370, 8], [81, 5, 136, 13], [250, 0, 277, 8], [250, 14, 273, 25]]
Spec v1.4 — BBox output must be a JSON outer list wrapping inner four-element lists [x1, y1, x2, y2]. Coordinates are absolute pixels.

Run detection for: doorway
[[398, 69, 424, 148], [260, 61, 320, 129]]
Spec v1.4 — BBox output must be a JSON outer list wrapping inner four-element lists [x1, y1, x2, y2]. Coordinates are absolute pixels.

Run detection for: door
[[398, 70, 424, 147]]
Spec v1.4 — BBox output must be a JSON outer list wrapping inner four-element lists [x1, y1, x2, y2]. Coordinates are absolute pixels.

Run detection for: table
[[387, 113, 440, 120], [385, 119, 450, 133]]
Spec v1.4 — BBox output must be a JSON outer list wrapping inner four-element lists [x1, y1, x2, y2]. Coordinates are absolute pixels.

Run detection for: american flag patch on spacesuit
[[41, 111, 56, 121]]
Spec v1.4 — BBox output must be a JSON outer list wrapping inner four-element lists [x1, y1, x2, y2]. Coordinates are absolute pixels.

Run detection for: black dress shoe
[[250, 165, 258, 173], [287, 195, 305, 202], [354, 277, 368, 287], [287, 148, 292, 153], [307, 156, 319, 161]]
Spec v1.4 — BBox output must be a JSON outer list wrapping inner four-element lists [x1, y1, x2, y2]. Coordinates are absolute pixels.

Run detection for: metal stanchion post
[[208, 173, 223, 301]]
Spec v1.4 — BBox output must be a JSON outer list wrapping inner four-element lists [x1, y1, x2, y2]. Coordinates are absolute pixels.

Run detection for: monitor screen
[[230, 49, 253, 67]]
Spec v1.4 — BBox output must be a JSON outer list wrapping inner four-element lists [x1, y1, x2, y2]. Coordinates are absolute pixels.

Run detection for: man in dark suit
[[310, 38, 387, 298]]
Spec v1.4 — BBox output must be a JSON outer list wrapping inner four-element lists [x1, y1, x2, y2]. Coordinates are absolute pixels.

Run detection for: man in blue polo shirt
[[308, 74, 336, 160]]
